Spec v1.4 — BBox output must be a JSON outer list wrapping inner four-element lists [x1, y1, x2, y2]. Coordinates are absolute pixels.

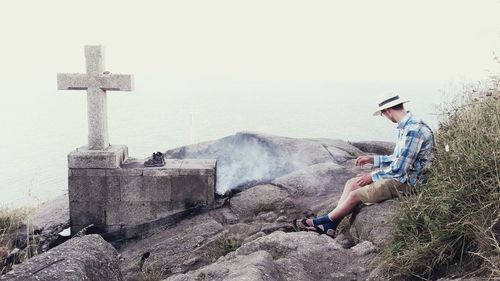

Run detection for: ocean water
[[0, 80, 460, 207]]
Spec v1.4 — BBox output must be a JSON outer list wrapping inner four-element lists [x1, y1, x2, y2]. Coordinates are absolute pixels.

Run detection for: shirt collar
[[397, 111, 413, 129]]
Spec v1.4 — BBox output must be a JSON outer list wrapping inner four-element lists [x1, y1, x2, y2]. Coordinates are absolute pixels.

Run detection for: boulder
[[166, 231, 375, 281], [308, 138, 364, 163], [349, 200, 398, 248], [1, 234, 122, 281], [164, 132, 357, 193], [229, 184, 289, 219], [166, 251, 280, 281], [273, 162, 356, 196], [119, 213, 226, 280], [348, 141, 395, 156], [31, 194, 70, 252]]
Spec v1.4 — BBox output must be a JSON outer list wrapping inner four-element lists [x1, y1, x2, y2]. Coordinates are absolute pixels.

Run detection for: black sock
[[312, 214, 332, 225]]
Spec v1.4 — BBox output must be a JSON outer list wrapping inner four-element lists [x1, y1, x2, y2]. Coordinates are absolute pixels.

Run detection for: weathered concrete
[[1, 235, 122, 281], [57, 45, 134, 150], [68, 145, 128, 169], [69, 158, 216, 235]]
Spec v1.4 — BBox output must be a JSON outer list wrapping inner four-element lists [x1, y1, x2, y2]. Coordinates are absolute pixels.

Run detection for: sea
[[0, 79, 462, 208]]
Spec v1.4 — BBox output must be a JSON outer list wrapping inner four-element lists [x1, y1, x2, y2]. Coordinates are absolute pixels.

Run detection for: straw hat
[[373, 94, 410, 116]]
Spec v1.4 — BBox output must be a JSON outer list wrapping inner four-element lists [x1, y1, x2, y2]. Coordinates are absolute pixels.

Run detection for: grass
[[0, 207, 37, 275], [202, 232, 241, 263], [377, 80, 500, 280]]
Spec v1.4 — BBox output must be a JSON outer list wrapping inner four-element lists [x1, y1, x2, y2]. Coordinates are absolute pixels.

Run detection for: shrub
[[378, 81, 500, 280]]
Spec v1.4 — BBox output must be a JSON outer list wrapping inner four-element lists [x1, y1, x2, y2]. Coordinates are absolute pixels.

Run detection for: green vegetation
[[0, 207, 37, 274], [378, 81, 500, 280], [203, 232, 241, 262]]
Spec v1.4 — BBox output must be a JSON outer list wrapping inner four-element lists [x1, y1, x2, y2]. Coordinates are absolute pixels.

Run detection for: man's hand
[[355, 155, 374, 167], [356, 173, 373, 186]]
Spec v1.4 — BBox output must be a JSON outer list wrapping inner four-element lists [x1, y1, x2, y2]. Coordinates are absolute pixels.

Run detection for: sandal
[[293, 219, 324, 234]]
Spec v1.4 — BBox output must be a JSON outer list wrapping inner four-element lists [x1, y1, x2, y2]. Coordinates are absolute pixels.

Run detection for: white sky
[[0, 0, 499, 91]]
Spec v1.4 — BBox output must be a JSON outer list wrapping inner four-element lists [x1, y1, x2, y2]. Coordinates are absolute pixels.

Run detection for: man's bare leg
[[304, 190, 362, 227], [337, 177, 362, 206]]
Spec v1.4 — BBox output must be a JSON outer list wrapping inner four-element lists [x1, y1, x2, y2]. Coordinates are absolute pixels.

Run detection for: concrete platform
[[68, 158, 216, 235]]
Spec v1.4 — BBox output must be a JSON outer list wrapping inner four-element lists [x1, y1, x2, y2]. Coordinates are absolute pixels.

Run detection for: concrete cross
[[57, 45, 134, 150]]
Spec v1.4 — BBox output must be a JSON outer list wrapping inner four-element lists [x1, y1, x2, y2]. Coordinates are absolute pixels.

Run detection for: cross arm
[[57, 73, 134, 91], [96, 74, 134, 91], [57, 73, 90, 90]]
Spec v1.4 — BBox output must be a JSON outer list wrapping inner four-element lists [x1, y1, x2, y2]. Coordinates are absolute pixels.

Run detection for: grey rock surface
[[229, 184, 289, 219], [1, 234, 122, 281], [350, 200, 398, 248], [273, 162, 357, 197], [164, 132, 362, 194], [166, 231, 375, 281], [348, 140, 395, 156], [31, 194, 70, 252], [119, 213, 226, 280]]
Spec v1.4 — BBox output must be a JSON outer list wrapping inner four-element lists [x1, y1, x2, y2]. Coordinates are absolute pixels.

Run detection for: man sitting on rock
[[294, 94, 435, 237]]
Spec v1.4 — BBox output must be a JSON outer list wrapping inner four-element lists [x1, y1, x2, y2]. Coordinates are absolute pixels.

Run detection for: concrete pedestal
[[68, 152, 216, 237], [68, 145, 128, 169]]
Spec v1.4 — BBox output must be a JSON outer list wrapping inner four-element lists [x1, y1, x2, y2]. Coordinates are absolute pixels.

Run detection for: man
[[294, 94, 435, 237]]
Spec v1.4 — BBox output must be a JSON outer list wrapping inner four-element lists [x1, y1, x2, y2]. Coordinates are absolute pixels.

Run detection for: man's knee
[[344, 177, 360, 191], [347, 190, 360, 202]]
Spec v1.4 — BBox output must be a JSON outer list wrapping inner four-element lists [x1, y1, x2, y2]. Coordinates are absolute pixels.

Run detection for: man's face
[[381, 109, 397, 123]]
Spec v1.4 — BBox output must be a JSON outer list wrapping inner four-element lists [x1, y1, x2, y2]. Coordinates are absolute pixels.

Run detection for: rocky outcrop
[[164, 132, 362, 194], [1, 234, 122, 281], [166, 231, 377, 281], [115, 132, 399, 280], [349, 141, 395, 156], [4, 132, 404, 281], [349, 200, 398, 248], [31, 194, 70, 252]]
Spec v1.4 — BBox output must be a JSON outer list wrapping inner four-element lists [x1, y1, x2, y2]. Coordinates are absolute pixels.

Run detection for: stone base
[[68, 145, 128, 169], [68, 158, 216, 235]]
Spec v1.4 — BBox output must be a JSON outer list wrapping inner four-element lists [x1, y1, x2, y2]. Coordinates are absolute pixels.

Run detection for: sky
[[0, 0, 499, 92]]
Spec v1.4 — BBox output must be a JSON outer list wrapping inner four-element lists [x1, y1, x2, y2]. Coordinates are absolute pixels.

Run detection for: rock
[[164, 132, 347, 193], [168, 231, 375, 281], [351, 241, 378, 256], [349, 141, 395, 156], [333, 234, 355, 249], [166, 250, 281, 281], [30, 194, 70, 252], [243, 232, 266, 244], [273, 162, 356, 196], [229, 184, 289, 219], [350, 200, 398, 248], [257, 212, 278, 222], [366, 266, 393, 281], [119, 213, 226, 280], [226, 223, 261, 241], [1, 234, 122, 281], [308, 138, 364, 163], [275, 216, 288, 223]]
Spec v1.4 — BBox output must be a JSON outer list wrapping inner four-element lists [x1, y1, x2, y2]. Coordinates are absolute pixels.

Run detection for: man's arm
[[373, 154, 395, 168], [371, 129, 425, 181]]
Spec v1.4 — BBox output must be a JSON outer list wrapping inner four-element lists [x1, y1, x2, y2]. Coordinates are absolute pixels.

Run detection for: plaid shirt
[[371, 112, 434, 187]]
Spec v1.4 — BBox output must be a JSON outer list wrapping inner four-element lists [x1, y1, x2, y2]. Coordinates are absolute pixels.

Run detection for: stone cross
[[57, 46, 134, 150]]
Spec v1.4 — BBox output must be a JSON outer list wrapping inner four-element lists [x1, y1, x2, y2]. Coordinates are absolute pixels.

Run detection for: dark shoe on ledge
[[144, 152, 165, 167]]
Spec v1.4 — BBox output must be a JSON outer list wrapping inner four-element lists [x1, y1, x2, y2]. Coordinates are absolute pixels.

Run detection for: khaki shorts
[[355, 179, 411, 204]]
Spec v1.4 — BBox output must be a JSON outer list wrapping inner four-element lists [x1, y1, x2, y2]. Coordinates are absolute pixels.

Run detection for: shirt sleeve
[[373, 154, 395, 168], [371, 129, 425, 182]]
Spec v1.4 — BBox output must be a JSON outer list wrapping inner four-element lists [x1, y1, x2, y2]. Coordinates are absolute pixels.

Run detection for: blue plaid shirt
[[371, 112, 434, 187]]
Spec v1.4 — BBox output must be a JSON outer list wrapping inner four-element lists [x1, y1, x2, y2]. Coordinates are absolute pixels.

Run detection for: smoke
[[165, 132, 321, 194]]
